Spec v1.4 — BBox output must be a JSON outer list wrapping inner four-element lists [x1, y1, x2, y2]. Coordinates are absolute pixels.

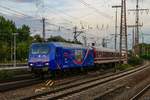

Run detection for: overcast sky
[[0, 0, 150, 48]]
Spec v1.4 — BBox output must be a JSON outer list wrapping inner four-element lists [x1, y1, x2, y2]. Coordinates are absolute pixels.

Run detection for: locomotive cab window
[[31, 44, 50, 54]]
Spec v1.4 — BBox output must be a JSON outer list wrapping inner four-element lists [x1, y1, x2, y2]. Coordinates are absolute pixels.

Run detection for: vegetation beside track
[[116, 56, 143, 71], [128, 56, 143, 66], [0, 69, 29, 81], [116, 64, 133, 71]]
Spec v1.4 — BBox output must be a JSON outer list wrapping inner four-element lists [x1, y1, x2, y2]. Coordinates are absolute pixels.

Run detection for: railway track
[[0, 68, 115, 93], [130, 84, 150, 100], [21, 62, 149, 100], [0, 73, 33, 83], [0, 77, 42, 92], [0, 68, 114, 92]]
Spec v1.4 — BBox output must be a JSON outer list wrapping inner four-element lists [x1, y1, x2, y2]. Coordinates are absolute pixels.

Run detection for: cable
[[77, 0, 112, 19], [44, 8, 73, 24], [0, 5, 41, 21], [0, 9, 23, 18], [45, 6, 90, 25], [0, 5, 72, 31]]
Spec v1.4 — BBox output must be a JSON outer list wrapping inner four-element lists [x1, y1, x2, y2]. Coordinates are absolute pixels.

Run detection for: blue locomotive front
[[28, 42, 94, 73], [28, 43, 51, 72]]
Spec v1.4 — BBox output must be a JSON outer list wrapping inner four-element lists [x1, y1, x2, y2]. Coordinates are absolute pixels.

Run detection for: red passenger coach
[[93, 47, 120, 64]]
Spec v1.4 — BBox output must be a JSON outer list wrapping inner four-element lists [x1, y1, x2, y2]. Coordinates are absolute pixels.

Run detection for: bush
[[0, 69, 29, 80], [128, 56, 143, 66], [0, 70, 14, 80], [140, 54, 150, 60], [116, 64, 133, 71]]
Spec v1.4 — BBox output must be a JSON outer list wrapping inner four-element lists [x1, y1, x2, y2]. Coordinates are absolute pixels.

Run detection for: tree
[[47, 35, 82, 44], [16, 42, 29, 61], [33, 34, 43, 42], [17, 24, 30, 42], [47, 36, 67, 42], [0, 16, 31, 62]]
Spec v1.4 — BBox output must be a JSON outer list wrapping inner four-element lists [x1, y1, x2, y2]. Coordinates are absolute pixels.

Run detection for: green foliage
[[17, 24, 30, 42], [116, 64, 133, 71], [140, 54, 150, 60], [47, 35, 82, 44], [0, 70, 14, 80], [16, 42, 29, 61], [48, 36, 67, 42], [0, 69, 29, 80], [139, 43, 150, 59], [0, 16, 31, 62], [128, 56, 143, 66], [33, 35, 43, 42], [33, 35, 82, 44]]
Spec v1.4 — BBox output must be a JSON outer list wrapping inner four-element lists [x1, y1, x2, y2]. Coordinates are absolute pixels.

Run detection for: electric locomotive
[[28, 42, 94, 73]]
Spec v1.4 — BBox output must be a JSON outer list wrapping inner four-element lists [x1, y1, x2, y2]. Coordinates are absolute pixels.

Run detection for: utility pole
[[73, 26, 78, 42], [112, 5, 122, 50], [102, 38, 106, 48], [102, 38, 110, 48], [132, 27, 135, 51], [11, 36, 13, 63], [128, 0, 149, 54], [42, 17, 46, 41], [120, 0, 128, 63], [82, 36, 87, 46], [127, 24, 143, 54], [13, 33, 18, 67]]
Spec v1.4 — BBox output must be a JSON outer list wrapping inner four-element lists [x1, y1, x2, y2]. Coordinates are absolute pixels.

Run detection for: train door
[[62, 48, 72, 68], [55, 47, 62, 70]]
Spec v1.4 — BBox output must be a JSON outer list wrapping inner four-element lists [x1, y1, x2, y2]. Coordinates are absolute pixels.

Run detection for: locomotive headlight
[[45, 62, 49, 66], [30, 63, 33, 66]]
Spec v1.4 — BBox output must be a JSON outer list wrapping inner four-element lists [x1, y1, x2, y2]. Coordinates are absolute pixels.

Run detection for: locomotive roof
[[32, 42, 92, 49], [51, 42, 92, 49], [94, 47, 119, 53]]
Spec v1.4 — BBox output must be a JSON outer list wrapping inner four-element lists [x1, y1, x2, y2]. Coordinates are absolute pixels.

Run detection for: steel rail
[[130, 84, 150, 100]]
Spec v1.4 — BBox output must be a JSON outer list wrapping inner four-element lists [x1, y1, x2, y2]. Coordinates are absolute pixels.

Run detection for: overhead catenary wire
[[0, 5, 73, 31], [0, 9, 23, 18], [0, 5, 36, 19], [77, 0, 112, 19], [45, 6, 90, 25]]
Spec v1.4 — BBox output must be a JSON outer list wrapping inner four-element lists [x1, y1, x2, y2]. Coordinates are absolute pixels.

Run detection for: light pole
[[13, 33, 18, 67]]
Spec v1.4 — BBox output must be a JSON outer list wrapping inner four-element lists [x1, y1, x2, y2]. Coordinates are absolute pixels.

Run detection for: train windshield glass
[[31, 44, 49, 54]]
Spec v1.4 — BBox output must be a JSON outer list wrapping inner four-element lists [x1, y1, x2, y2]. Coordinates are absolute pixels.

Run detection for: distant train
[[28, 42, 125, 75]]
